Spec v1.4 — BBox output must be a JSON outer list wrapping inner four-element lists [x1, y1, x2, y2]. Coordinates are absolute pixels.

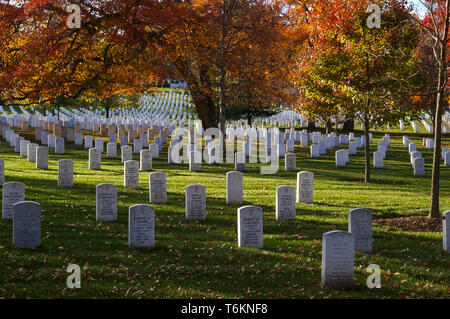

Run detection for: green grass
[[0, 124, 449, 299]]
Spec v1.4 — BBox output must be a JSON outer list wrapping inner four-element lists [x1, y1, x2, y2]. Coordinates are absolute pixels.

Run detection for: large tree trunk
[[307, 119, 316, 130], [175, 58, 218, 130], [429, 0, 449, 219], [364, 115, 370, 183], [191, 92, 218, 129], [219, 0, 227, 147], [325, 119, 332, 135], [343, 118, 354, 132], [247, 111, 252, 126], [430, 68, 445, 218]]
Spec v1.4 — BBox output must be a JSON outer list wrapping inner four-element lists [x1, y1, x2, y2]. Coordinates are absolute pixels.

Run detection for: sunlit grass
[[0, 123, 448, 298]]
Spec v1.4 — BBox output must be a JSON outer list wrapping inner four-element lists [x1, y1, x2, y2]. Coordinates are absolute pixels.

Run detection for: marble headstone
[[58, 159, 74, 187], [96, 183, 117, 222], [321, 230, 354, 289], [296, 171, 314, 204], [13, 201, 41, 249], [149, 172, 167, 204], [276, 186, 296, 220], [124, 160, 140, 189], [140, 149, 152, 171], [2, 182, 25, 220], [89, 148, 101, 170], [237, 205, 263, 248], [285, 153, 296, 172], [36, 147, 48, 169], [129, 204, 155, 248], [185, 185, 206, 220], [226, 171, 243, 205], [443, 211, 449, 252], [348, 208, 372, 253]]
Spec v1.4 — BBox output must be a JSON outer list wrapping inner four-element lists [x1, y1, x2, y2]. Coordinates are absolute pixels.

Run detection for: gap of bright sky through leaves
[[2, 0, 429, 19]]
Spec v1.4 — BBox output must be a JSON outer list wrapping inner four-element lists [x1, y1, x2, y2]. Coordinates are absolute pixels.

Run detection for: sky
[[408, 0, 428, 18]]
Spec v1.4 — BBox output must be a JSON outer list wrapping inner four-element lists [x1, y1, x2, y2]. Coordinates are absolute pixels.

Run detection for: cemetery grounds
[[0, 118, 449, 299]]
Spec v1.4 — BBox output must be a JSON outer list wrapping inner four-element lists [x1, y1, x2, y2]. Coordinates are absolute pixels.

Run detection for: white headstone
[[129, 204, 155, 248], [149, 172, 167, 204], [296, 171, 314, 204], [276, 186, 296, 220], [235, 152, 246, 172], [226, 171, 243, 205], [96, 183, 117, 222], [36, 146, 48, 169], [55, 138, 65, 154], [2, 182, 25, 220], [150, 143, 159, 159], [321, 230, 354, 289], [89, 148, 101, 170], [443, 211, 450, 252], [335, 150, 347, 167], [285, 153, 296, 172], [311, 144, 320, 158], [185, 185, 206, 220], [124, 160, 140, 189], [0, 158, 4, 186], [95, 138, 104, 153], [84, 135, 93, 149], [27, 143, 38, 163], [444, 151, 450, 166], [58, 159, 74, 187], [408, 143, 417, 154], [140, 149, 152, 171], [107, 143, 117, 158], [13, 201, 41, 249], [189, 151, 202, 172], [20, 140, 30, 157], [121, 145, 133, 163], [413, 157, 425, 176], [348, 208, 372, 253], [373, 151, 383, 168], [237, 205, 263, 248]]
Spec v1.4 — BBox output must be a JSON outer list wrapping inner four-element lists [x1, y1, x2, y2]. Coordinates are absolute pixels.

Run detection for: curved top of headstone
[[58, 159, 74, 164], [227, 171, 243, 177], [3, 181, 25, 190], [277, 185, 295, 192], [238, 205, 262, 214], [129, 204, 155, 214], [297, 171, 314, 177], [349, 208, 372, 216], [13, 201, 40, 211], [285, 153, 296, 158], [149, 171, 166, 178], [186, 184, 205, 192], [96, 183, 117, 192], [322, 230, 354, 240]]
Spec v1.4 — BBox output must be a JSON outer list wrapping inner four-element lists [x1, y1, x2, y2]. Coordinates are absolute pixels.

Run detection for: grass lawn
[[0, 123, 449, 299]]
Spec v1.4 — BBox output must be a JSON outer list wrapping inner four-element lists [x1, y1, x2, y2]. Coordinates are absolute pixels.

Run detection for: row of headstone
[[373, 134, 390, 169], [404, 136, 425, 176], [321, 208, 372, 288]]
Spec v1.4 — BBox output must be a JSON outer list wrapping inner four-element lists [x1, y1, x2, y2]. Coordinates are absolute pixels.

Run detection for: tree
[[0, 1, 301, 131], [295, 0, 425, 183], [410, 0, 450, 218], [0, 0, 161, 107]]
